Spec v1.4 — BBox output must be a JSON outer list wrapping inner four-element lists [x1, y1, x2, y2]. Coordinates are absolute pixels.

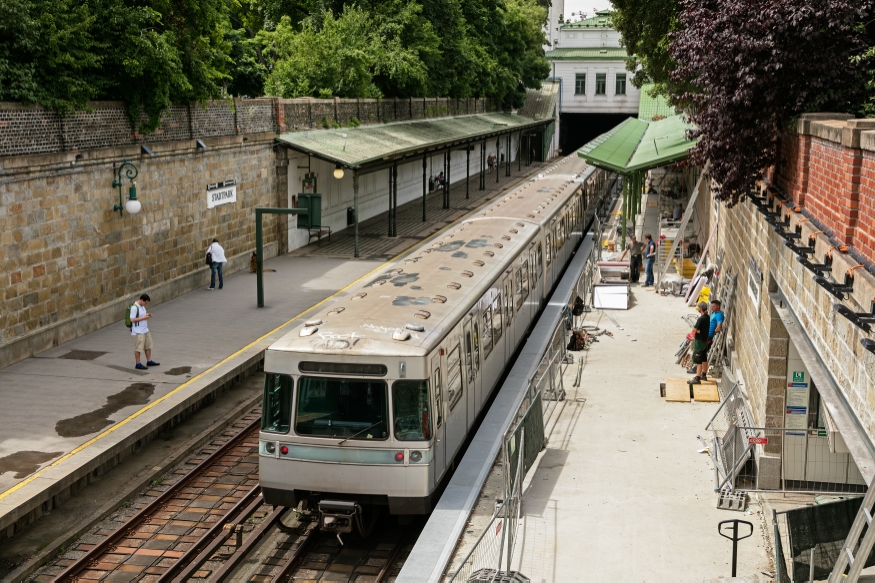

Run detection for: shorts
[[692, 339, 709, 364], [134, 331, 153, 353]]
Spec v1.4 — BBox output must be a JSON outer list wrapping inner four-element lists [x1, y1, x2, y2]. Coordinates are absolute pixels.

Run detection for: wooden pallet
[[693, 379, 720, 402], [665, 378, 692, 402]]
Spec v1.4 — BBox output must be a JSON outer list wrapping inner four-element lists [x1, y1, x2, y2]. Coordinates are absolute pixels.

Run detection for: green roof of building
[[545, 47, 630, 61], [277, 113, 548, 169], [577, 115, 697, 174], [561, 9, 613, 28], [517, 82, 559, 120], [637, 83, 676, 121]]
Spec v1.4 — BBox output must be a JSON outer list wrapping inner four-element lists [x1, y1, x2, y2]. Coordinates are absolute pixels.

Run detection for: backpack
[[124, 303, 137, 329], [572, 296, 585, 316]]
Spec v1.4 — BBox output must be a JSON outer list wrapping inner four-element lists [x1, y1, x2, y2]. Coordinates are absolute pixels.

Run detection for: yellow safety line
[[0, 171, 534, 502]]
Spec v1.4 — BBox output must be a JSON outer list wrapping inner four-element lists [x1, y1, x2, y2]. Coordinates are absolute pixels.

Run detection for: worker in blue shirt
[[688, 299, 725, 376]]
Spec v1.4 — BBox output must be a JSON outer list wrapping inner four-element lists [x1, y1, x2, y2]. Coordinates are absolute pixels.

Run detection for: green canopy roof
[[577, 115, 697, 174], [545, 47, 629, 61], [277, 113, 547, 169], [637, 83, 676, 121]]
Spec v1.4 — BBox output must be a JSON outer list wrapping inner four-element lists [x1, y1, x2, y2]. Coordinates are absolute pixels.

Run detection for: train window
[[295, 376, 388, 440], [537, 243, 543, 276], [432, 368, 443, 427], [473, 322, 480, 370], [447, 346, 463, 410], [393, 380, 431, 441], [521, 261, 529, 301], [482, 306, 494, 357], [492, 294, 503, 341], [464, 332, 473, 380], [504, 281, 513, 326], [546, 235, 552, 265], [514, 269, 523, 310], [262, 374, 293, 433]]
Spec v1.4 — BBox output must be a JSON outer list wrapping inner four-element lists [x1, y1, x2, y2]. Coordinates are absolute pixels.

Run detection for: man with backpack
[[130, 294, 159, 371]]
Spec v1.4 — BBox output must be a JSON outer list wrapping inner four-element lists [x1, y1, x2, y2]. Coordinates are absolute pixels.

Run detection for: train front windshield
[[296, 376, 389, 440]]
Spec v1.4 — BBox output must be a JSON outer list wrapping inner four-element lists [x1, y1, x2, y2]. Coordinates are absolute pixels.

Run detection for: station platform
[[0, 159, 546, 546], [448, 286, 774, 581]]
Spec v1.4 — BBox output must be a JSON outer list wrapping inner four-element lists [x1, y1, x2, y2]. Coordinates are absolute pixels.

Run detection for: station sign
[[748, 437, 768, 445], [207, 179, 237, 209]]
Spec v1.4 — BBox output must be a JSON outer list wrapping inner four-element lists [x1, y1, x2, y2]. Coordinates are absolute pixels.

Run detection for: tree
[[669, 0, 872, 204], [611, 0, 681, 95]]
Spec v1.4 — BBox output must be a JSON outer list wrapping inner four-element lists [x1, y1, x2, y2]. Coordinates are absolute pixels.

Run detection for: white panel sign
[[207, 180, 237, 209]]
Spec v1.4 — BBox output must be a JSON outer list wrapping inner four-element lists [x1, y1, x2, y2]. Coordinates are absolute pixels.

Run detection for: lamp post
[[112, 160, 141, 217]]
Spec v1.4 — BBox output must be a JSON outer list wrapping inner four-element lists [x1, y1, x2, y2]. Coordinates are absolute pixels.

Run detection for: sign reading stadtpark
[[207, 179, 237, 209], [748, 437, 768, 445]]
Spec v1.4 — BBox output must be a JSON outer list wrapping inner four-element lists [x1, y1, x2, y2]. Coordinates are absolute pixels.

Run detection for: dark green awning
[[577, 115, 697, 174]]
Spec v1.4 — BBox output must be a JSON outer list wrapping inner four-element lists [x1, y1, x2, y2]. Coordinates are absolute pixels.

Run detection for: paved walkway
[[0, 159, 547, 537], [507, 288, 772, 581]]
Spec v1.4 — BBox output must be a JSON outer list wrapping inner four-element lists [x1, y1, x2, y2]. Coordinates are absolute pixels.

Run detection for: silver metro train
[[259, 155, 609, 536]]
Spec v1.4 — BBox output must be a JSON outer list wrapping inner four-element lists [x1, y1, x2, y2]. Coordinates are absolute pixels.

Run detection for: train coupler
[[317, 500, 357, 538]]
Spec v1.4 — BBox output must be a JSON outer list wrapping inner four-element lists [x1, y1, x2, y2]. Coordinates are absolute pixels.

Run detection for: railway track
[[43, 409, 418, 582]]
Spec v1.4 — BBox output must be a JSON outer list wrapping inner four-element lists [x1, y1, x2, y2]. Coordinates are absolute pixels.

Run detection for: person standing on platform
[[131, 294, 159, 370], [673, 203, 684, 221], [623, 234, 644, 283], [643, 233, 657, 286], [688, 301, 710, 385], [206, 239, 227, 290]]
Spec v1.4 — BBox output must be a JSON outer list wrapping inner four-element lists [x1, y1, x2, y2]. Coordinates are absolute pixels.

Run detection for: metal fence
[[449, 316, 570, 582]]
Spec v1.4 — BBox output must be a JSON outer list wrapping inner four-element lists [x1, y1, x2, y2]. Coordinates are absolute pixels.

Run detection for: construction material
[[717, 491, 748, 512], [694, 380, 720, 402], [665, 378, 692, 402]]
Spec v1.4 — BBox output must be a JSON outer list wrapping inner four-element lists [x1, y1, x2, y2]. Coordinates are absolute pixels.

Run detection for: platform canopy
[[276, 112, 551, 173], [577, 114, 696, 174]]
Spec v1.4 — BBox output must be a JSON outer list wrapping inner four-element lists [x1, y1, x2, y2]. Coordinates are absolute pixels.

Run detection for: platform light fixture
[[333, 164, 345, 179], [112, 160, 142, 217]]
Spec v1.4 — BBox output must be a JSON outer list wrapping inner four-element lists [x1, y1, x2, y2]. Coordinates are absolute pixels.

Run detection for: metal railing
[[449, 315, 571, 582]]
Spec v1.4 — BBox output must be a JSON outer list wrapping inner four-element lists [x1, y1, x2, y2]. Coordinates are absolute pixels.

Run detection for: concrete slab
[[503, 287, 772, 581]]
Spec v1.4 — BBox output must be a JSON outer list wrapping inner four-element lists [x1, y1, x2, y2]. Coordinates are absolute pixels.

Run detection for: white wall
[[553, 60, 640, 115], [543, 0, 565, 51], [559, 29, 622, 48], [286, 135, 521, 252]]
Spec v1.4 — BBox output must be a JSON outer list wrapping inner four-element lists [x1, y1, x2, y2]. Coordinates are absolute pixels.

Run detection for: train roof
[[267, 156, 592, 359]]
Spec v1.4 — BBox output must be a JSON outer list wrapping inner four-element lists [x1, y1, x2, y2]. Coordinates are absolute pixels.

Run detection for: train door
[[431, 354, 446, 487], [503, 273, 515, 355], [463, 314, 480, 427]]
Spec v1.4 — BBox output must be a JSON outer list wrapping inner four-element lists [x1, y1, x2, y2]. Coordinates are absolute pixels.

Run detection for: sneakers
[[700, 373, 708, 381], [687, 376, 701, 385], [147, 360, 160, 367], [135, 363, 148, 370], [207, 287, 215, 290]]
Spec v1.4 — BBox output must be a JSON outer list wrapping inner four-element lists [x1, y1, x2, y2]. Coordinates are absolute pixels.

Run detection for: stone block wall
[[0, 133, 281, 368]]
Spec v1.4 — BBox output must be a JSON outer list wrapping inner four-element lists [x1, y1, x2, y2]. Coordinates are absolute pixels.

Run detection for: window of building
[[595, 74, 606, 95], [616, 74, 626, 95], [575, 74, 586, 95]]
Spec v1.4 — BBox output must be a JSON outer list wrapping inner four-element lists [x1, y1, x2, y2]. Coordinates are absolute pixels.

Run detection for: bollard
[[718, 519, 753, 577]]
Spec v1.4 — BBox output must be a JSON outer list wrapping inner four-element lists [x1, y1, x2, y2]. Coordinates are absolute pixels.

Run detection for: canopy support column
[[506, 134, 511, 177], [392, 163, 398, 237], [466, 145, 470, 199], [518, 132, 522, 171], [495, 138, 499, 184], [353, 171, 360, 258], [388, 167, 394, 237], [480, 142, 485, 191], [422, 155, 427, 222]]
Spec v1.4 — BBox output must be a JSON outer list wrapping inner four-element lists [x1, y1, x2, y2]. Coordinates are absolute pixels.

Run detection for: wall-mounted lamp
[[141, 145, 153, 156], [834, 302, 875, 333], [196, 139, 207, 149], [333, 164, 345, 180], [112, 161, 141, 217]]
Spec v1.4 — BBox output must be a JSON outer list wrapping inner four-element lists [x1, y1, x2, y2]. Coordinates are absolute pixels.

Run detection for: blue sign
[[786, 406, 807, 414], [789, 383, 809, 388]]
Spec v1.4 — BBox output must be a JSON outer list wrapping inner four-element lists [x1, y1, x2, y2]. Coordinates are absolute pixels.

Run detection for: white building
[[543, 0, 564, 52], [545, 11, 640, 116]]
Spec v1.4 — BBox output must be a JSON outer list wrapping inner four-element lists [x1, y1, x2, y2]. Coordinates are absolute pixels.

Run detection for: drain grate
[[59, 350, 107, 361], [717, 489, 747, 511], [467, 569, 530, 583]]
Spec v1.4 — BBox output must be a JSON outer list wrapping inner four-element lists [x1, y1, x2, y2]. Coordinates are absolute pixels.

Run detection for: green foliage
[[1, 0, 549, 126], [346, 116, 361, 127], [611, 0, 681, 96]]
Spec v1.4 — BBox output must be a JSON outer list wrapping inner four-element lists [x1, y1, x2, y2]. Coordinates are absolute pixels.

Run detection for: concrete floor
[[507, 287, 773, 582]]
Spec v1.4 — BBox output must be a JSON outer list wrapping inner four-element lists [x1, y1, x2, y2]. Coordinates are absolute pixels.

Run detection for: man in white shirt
[[206, 239, 228, 290], [131, 294, 159, 370]]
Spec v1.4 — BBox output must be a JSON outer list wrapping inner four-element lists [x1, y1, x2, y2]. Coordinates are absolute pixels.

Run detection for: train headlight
[[410, 451, 423, 463], [394, 452, 404, 463], [280, 445, 289, 455], [265, 442, 276, 454]]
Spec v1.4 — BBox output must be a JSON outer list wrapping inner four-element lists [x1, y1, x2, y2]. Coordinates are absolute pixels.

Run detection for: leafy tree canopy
[[1, 0, 550, 130], [613, 0, 874, 205]]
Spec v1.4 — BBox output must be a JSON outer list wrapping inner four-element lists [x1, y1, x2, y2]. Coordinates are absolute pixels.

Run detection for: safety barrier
[[448, 313, 569, 581]]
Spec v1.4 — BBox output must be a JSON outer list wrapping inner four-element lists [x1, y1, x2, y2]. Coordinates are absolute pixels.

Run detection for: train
[[259, 154, 611, 537]]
